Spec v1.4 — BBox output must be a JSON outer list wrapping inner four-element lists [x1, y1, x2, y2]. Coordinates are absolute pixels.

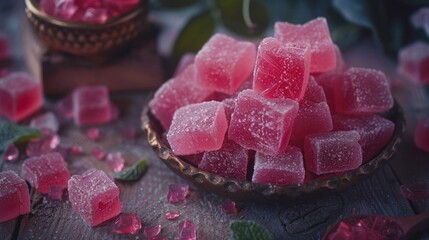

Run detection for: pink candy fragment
[[399, 184, 429, 200], [26, 130, 60, 157], [275, 17, 337, 73], [68, 169, 121, 226], [221, 200, 238, 214], [303, 77, 327, 103], [30, 112, 59, 133], [252, 146, 305, 185], [48, 186, 64, 200], [3, 144, 19, 162], [112, 213, 142, 235], [335, 68, 393, 115], [69, 145, 83, 155], [106, 152, 125, 172], [22, 152, 71, 194], [195, 33, 256, 94], [415, 117, 429, 152], [0, 72, 43, 122], [92, 147, 107, 160], [0, 34, 10, 61], [167, 183, 189, 203], [397, 41, 429, 85], [86, 127, 101, 141], [178, 220, 197, 240], [55, 93, 74, 120], [0, 171, 30, 222], [228, 89, 299, 155], [253, 37, 310, 100], [167, 101, 228, 155], [73, 85, 112, 126], [165, 211, 180, 220], [304, 131, 363, 175], [144, 224, 162, 238]]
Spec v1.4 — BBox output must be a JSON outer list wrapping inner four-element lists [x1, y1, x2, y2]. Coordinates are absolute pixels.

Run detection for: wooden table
[[1, 1, 429, 239]]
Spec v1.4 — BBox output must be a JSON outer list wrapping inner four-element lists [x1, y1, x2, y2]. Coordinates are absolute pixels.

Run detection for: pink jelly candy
[[22, 152, 71, 194], [221, 200, 238, 214], [3, 144, 19, 162], [175, 53, 196, 76], [167, 101, 228, 155], [112, 213, 142, 235], [30, 112, 59, 133], [335, 68, 393, 115], [252, 146, 305, 185], [222, 98, 236, 124], [167, 183, 189, 203], [0, 171, 30, 222], [106, 152, 125, 172], [55, 93, 74, 120], [92, 147, 107, 160], [199, 140, 249, 181], [195, 33, 256, 94], [228, 89, 299, 155], [275, 17, 337, 73], [0, 34, 10, 61], [303, 77, 327, 103], [0, 72, 43, 122], [183, 153, 203, 167], [149, 64, 214, 130], [305, 131, 363, 175], [397, 41, 429, 85], [178, 220, 197, 240], [68, 169, 121, 226], [333, 114, 395, 161], [315, 71, 342, 114], [86, 127, 101, 141], [26, 129, 60, 157], [415, 117, 429, 152], [144, 224, 162, 238], [253, 37, 310, 100], [73, 85, 112, 126]]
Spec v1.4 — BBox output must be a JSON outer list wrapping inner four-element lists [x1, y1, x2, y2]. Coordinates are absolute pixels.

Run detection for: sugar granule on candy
[[112, 213, 142, 235], [30, 112, 59, 133], [0, 171, 31, 222], [68, 169, 121, 226], [167, 183, 189, 203]]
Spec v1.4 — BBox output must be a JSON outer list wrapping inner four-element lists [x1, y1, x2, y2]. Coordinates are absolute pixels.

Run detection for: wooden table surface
[[1, 1, 429, 239]]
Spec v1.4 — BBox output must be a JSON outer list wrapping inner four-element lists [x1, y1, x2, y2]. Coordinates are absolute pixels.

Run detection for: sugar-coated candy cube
[[68, 169, 121, 226], [304, 131, 362, 175], [222, 98, 236, 123], [253, 37, 310, 101], [199, 140, 249, 181], [182, 153, 204, 166], [228, 89, 299, 155], [315, 72, 341, 113], [333, 114, 394, 161], [73, 85, 112, 126], [303, 77, 327, 103], [0, 171, 30, 222], [335, 68, 393, 115], [167, 101, 228, 155], [174, 53, 195, 76], [397, 41, 429, 85], [252, 146, 305, 185], [30, 112, 59, 133], [0, 34, 10, 61], [414, 117, 429, 152], [0, 72, 43, 122], [22, 152, 71, 194], [195, 33, 256, 94], [149, 64, 214, 130], [275, 17, 337, 73]]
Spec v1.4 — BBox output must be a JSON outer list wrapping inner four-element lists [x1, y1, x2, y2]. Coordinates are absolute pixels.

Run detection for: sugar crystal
[[167, 183, 189, 203]]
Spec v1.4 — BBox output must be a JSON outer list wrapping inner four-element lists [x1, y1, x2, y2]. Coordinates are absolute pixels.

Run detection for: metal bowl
[[141, 101, 405, 201], [25, 0, 148, 56]]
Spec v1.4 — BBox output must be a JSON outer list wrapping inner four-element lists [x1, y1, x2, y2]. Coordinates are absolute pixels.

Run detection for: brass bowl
[[142, 101, 405, 201], [25, 0, 148, 56]]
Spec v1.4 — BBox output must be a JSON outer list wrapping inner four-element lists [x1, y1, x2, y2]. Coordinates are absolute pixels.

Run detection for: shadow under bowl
[[141, 101, 406, 202]]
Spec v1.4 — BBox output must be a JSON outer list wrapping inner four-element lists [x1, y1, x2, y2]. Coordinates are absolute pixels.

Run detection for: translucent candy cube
[[199, 140, 249, 181], [397, 41, 429, 85], [72, 85, 112, 126], [252, 146, 305, 185], [253, 37, 310, 101], [275, 17, 337, 73], [228, 89, 299, 155], [335, 68, 393, 115], [195, 33, 256, 94], [30, 112, 59, 133], [315, 71, 342, 114], [0, 72, 43, 122], [0, 171, 30, 222], [304, 131, 363, 175], [303, 77, 327, 103], [149, 64, 214, 130], [167, 101, 228, 155], [68, 169, 121, 226]]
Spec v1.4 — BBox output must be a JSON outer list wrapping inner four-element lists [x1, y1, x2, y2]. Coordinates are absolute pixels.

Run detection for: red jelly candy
[[414, 117, 429, 152], [0, 171, 30, 222], [73, 85, 112, 126], [397, 41, 429, 85]]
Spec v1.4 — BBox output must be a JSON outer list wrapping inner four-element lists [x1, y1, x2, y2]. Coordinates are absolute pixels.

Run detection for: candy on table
[[304, 131, 363, 175], [411, 8, 429, 36], [228, 89, 299, 155], [30, 112, 59, 133], [112, 213, 142, 235], [178, 220, 197, 240], [55, 93, 74, 120], [174, 53, 196, 76], [275, 17, 337, 73], [334, 67, 393, 115], [165, 211, 180, 220], [252, 146, 305, 185], [198, 140, 249, 181], [333, 114, 395, 161], [92, 147, 107, 160], [143, 224, 162, 239], [0, 171, 30, 222], [3, 144, 19, 162], [167, 101, 228, 155], [221, 200, 238, 214], [106, 152, 125, 172], [22, 152, 71, 194], [315, 71, 342, 113], [26, 129, 60, 157], [85, 127, 101, 140], [73, 85, 112, 126], [0, 34, 10, 61], [253, 37, 310, 101], [397, 41, 429, 85], [195, 33, 256, 94], [149, 64, 214, 130], [0, 72, 43, 122], [68, 169, 121, 226], [167, 183, 189, 203], [302, 77, 327, 103], [414, 117, 429, 152]]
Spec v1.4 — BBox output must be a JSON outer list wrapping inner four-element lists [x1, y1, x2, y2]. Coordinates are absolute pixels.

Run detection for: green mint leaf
[[113, 159, 149, 181], [0, 123, 43, 151], [230, 220, 272, 240]]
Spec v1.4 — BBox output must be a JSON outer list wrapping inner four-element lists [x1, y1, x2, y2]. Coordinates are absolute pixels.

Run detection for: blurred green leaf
[[217, 0, 269, 37], [230, 221, 272, 240], [0, 123, 42, 151], [153, 0, 199, 9], [171, 10, 215, 65]]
